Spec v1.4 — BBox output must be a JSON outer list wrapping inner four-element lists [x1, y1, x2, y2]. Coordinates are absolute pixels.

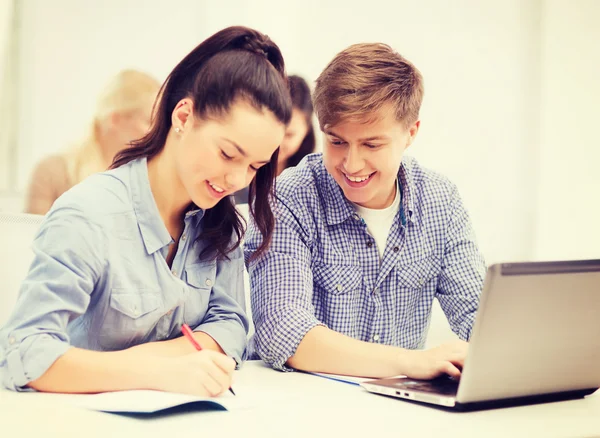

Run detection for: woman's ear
[[171, 98, 194, 132]]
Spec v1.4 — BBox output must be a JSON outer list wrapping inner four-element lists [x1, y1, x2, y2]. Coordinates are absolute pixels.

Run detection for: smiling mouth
[[342, 171, 375, 184], [208, 181, 225, 193], [206, 181, 227, 198]]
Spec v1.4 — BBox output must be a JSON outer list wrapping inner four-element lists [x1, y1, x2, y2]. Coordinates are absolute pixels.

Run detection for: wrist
[[120, 348, 169, 391], [393, 347, 415, 376]]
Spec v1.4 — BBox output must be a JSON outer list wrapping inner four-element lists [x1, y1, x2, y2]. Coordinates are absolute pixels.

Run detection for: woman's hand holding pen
[[153, 350, 236, 397]]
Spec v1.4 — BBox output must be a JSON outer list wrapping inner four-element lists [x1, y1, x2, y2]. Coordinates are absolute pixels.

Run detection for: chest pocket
[[185, 262, 217, 290], [397, 254, 440, 289], [313, 264, 362, 295], [312, 264, 363, 335], [182, 262, 217, 326], [99, 289, 164, 350]]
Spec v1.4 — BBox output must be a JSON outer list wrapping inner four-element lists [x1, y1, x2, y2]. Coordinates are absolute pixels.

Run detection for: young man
[[244, 43, 486, 379]]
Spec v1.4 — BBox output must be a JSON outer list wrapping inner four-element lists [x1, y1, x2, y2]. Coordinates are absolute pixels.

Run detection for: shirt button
[[419, 278, 425, 286], [205, 278, 213, 287], [367, 242, 373, 248], [171, 269, 177, 276], [373, 288, 379, 295], [8, 336, 16, 345], [181, 234, 187, 241], [373, 334, 380, 342], [393, 246, 399, 252], [352, 213, 360, 221], [336, 284, 343, 292], [167, 309, 173, 316]]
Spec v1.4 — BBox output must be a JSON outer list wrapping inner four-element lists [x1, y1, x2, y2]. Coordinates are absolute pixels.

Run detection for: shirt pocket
[[313, 264, 362, 295], [312, 264, 363, 336], [98, 289, 164, 350], [394, 255, 440, 341], [397, 254, 440, 290], [182, 262, 216, 326], [185, 262, 217, 290]]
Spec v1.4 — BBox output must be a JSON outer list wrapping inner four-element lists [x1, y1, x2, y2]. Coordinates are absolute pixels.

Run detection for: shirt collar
[[398, 157, 416, 224], [129, 157, 204, 255], [320, 156, 416, 226]]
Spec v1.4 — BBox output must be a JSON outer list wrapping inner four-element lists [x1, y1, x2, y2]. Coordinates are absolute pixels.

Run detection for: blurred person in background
[[24, 69, 160, 215], [234, 74, 315, 204]]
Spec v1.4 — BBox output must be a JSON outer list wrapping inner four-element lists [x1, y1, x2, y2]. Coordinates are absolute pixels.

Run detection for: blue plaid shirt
[[244, 153, 485, 371]]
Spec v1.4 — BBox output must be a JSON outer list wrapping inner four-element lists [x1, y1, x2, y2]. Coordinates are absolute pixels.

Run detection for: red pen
[[181, 323, 236, 396]]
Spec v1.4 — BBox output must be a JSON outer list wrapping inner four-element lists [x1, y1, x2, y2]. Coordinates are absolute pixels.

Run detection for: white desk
[[1, 361, 599, 438]]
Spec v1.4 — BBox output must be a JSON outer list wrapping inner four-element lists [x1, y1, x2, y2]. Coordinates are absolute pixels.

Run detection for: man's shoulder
[[275, 153, 328, 208], [404, 156, 458, 201]]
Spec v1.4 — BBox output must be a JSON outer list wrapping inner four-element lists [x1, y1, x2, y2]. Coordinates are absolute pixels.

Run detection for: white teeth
[[209, 182, 225, 193], [344, 173, 371, 183]]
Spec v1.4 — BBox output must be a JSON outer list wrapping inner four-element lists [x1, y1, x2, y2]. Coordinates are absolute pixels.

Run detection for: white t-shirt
[[352, 181, 401, 260]]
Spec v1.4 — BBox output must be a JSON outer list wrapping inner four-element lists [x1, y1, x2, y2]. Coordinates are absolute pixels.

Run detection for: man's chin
[[341, 191, 371, 206]]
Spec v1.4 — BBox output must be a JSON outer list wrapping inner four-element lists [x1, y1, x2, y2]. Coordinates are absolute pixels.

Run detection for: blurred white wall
[[533, 0, 600, 260], [1, 0, 598, 264]]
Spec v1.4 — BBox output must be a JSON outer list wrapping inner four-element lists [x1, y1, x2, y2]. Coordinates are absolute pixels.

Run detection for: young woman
[[234, 75, 315, 204], [276, 75, 315, 176], [25, 69, 160, 215], [0, 26, 292, 397]]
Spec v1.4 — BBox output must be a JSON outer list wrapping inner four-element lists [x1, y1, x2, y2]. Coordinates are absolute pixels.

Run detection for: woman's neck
[[147, 148, 192, 234]]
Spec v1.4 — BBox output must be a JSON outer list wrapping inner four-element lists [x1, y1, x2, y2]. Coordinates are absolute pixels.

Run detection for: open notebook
[[12, 389, 253, 414]]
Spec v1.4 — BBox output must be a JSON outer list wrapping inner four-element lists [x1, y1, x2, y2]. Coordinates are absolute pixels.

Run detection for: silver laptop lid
[[457, 260, 600, 404]]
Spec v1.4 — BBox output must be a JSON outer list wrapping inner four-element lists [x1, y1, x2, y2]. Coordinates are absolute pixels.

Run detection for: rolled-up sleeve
[[244, 199, 324, 371], [0, 207, 105, 391], [194, 246, 249, 366], [436, 185, 486, 341]]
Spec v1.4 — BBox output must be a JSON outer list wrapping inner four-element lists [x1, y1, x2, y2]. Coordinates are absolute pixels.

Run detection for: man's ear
[[171, 98, 194, 131], [406, 120, 420, 149]]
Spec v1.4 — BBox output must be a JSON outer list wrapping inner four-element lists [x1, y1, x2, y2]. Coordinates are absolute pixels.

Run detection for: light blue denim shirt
[[0, 157, 249, 391]]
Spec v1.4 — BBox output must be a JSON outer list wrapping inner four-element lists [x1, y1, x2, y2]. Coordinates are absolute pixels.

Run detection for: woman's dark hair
[[111, 26, 292, 261], [283, 75, 316, 169]]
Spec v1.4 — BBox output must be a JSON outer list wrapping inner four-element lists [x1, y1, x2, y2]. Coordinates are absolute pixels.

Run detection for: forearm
[[287, 326, 408, 378], [128, 332, 224, 357], [27, 347, 165, 393]]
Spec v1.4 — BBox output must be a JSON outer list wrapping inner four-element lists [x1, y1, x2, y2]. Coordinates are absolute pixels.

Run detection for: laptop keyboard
[[396, 376, 459, 396]]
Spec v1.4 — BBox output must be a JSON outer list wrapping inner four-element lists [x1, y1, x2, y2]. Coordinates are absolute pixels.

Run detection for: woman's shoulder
[[52, 167, 134, 219]]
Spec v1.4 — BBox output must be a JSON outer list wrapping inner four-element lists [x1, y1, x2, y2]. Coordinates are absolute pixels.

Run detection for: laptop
[[361, 259, 600, 411]]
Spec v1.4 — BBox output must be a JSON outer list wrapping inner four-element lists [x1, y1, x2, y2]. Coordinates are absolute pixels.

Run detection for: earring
[[175, 127, 182, 133]]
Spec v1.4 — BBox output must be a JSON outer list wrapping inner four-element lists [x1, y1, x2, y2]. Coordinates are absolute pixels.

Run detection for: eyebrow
[[221, 137, 271, 164], [325, 130, 390, 142]]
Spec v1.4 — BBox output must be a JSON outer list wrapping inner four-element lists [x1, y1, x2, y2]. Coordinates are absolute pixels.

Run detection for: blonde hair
[[65, 69, 160, 185], [313, 43, 424, 130]]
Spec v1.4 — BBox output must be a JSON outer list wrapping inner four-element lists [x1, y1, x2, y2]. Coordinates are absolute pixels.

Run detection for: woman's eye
[[221, 150, 233, 160], [365, 143, 379, 149]]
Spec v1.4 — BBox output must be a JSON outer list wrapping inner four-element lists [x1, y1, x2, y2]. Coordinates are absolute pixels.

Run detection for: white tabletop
[[1, 361, 599, 438]]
